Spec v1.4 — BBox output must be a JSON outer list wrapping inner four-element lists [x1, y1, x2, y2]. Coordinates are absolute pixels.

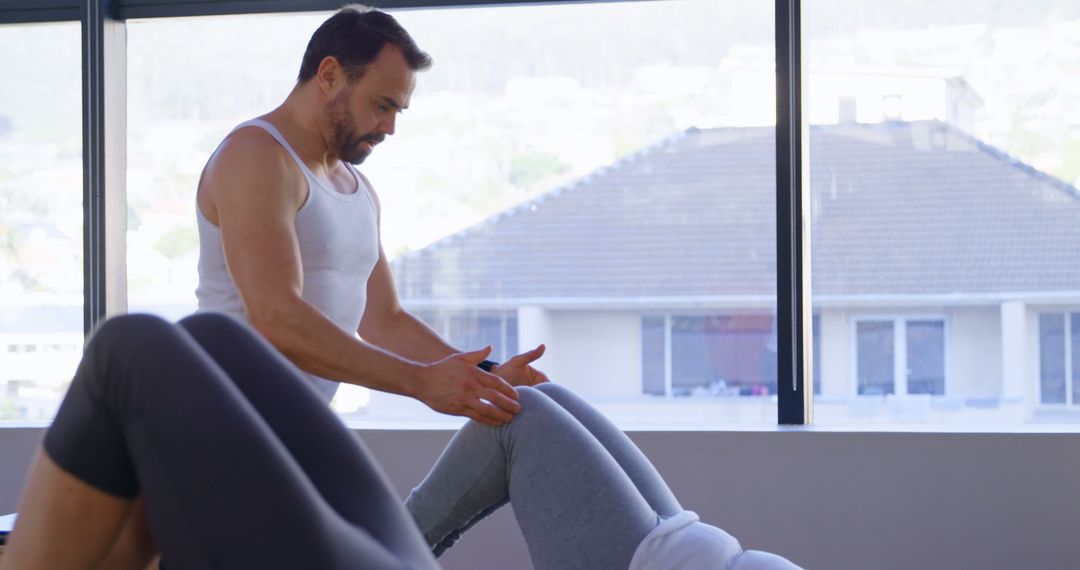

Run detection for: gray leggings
[[406, 382, 683, 570]]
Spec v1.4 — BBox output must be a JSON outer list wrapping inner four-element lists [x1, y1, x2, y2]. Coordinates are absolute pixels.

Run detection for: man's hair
[[297, 4, 432, 83]]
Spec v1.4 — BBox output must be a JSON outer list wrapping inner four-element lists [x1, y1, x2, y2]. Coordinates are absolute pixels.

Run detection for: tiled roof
[[393, 121, 1080, 303]]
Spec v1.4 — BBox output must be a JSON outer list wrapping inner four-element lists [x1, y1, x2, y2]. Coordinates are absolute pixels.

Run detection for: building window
[[855, 318, 945, 396], [415, 311, 519, 363], [642, 316, 667, 396], [1039, 312, 1080, 406], [643, 314, 777, 397]]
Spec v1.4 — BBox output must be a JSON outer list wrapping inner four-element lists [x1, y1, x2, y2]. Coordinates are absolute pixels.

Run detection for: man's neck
[[266, 87, 341, 175]]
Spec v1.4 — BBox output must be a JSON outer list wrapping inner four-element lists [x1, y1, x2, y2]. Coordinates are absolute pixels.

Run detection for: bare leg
[[100, 497, 157, 570], [0, 449, 130, 570]]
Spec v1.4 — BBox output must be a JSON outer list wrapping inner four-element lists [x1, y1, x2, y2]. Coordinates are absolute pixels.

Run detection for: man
[[195, 5, 548, 426]]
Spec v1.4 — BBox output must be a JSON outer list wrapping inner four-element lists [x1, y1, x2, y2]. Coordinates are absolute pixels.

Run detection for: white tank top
[[195, 119, 380, 402]]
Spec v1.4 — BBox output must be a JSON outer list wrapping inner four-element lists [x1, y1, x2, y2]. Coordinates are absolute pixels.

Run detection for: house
[[391, 120, 1080, 425]]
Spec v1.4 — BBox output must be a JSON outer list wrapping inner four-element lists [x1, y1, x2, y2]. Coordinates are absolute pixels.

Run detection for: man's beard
[[328, 94, 384, 165]]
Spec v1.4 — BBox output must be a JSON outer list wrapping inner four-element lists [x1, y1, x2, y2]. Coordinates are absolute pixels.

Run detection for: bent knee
[[508, 386, 567, 427], [90, 313, 173, 348], [514, 385, 550, 409], [178, 311, 245, 332], [532, 381, 572, 400]]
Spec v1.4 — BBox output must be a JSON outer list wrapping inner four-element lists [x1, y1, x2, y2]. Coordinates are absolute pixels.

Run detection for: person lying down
[[0, 313, 805, 570]]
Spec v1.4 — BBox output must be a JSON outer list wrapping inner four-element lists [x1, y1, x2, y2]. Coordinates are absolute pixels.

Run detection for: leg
[[0, 449, 131, 570], [100, 497, 157, 569], [8, 314, 434, 569], [533, 382, 682, 517], [176, 312, 433, 566], [406, 386, 658, 570]]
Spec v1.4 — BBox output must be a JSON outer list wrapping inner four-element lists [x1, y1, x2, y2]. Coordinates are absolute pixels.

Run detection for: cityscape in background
[[1, 1, 1079, 425]]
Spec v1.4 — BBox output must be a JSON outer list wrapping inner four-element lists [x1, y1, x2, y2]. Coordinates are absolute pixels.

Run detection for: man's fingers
[[505, 344, 545, 367], [482, 389, 521, 415], [459, 345, 494, 365], [478, 372, 519, 401], [466, 399, 514, 426]]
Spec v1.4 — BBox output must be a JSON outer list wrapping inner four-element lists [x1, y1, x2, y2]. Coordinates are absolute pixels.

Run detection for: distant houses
[[392, 120, 1080, 424]]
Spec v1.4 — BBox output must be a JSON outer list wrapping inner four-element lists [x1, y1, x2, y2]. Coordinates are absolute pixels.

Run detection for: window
[[414, 311, 519, 364], [643, 314, 777, 396], [854, 318, 945, 397], [808, 0, 1080, 426], [126, 1, 776, 427], [0, 22, 83, 421], [856, 321, 895, 395], [1039, 312, 1080, 406]]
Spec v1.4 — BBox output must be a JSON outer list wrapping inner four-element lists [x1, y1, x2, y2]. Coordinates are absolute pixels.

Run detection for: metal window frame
[[0, 1, 81, 24], [1, 0, 812, 425], [775, 0, 811, 424], [114, 0, 604, 20], [81, 0, 127, 335]]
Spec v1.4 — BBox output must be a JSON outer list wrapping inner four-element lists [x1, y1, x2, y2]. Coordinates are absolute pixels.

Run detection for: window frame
[[850, 315, 950, 398], [0, 0, 812, 425], [1036, 310, 1079, 408]]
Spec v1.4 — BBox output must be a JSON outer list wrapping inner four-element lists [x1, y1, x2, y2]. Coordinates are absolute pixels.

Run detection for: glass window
[[0, 22, 83, 421], [856, 321, 895, 396], [1072, 313, 1079, 406], [808, 0, 1080, 425], [643, 314, 776, 398], [670, 315, 776, 397], [641, 316, 666, 396], [812, 314, 822, 395], [906, 319, 945, 395], [447, 313, 517, 363], [127, 1, 775, 427], [1039, 313, 1067, 405]]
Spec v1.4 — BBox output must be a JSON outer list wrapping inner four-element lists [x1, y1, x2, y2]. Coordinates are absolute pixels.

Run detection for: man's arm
[[359, 244, 457, 362], [358, 190, 549, 387], [200, 130, 518, 425]]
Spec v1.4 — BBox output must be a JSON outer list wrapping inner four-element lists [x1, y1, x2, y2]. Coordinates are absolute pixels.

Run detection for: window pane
[[857, 321, 895, 396], [906, 320, 945, 395], [128, 2, 775, 427], [642, 317, 666, 396], [671, 315, 775, 397], [1039, 314, 1066, 404], [447, 313, 515, 363], [506, 316, 519, 364], [812, 314, 821, 395], [808, 0, 1080, 425], [0, 23, 83, 421], [1072, 313, 1079, 405]]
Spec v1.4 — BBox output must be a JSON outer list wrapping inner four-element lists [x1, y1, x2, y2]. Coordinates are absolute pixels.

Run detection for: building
[[392, 120, 1080, 425]]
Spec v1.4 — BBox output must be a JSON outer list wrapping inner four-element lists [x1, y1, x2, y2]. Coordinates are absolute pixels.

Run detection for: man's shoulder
[[216, 124, 290, 163], [200, 123, 306, 212], [205, 125, 298, 185]]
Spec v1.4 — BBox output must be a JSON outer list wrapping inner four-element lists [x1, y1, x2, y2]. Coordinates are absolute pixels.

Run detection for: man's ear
[[315, 56, 345, 96]]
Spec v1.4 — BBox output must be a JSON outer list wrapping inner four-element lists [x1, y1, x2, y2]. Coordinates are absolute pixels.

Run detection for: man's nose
[[380, 114, 396, 136]]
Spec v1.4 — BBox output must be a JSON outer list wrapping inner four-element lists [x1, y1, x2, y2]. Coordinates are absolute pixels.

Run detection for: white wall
[[948, 306, 1003, 398], [519, 309, 642, 399], [2, 427, 1079, 570]]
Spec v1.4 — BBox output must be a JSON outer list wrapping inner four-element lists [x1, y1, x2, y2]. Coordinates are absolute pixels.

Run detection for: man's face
[[325, 44, 416, 165]]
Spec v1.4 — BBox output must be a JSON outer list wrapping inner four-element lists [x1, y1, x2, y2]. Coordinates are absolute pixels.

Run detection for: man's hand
[[494, 344, 550, 387], [414, 347, 521, 426]]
